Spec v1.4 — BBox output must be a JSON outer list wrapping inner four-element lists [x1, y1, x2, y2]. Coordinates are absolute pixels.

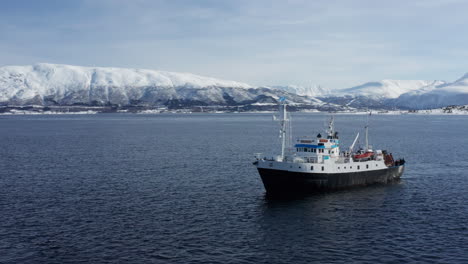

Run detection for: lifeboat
[[353, 151, 373, 161]]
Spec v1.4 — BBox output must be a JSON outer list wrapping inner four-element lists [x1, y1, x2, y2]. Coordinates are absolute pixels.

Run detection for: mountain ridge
[[1, 63, 468, 110], [0, 63, 346, 111]]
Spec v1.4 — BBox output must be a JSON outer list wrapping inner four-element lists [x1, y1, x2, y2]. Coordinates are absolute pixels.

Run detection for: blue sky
[[1, 0, 467, 89]]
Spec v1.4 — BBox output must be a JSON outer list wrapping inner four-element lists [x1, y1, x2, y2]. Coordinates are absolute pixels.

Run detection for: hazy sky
[[1, 0, 467, 89]]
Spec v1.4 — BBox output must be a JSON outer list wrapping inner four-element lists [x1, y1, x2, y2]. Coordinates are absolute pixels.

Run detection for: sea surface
[[1, 113, 467, 264]]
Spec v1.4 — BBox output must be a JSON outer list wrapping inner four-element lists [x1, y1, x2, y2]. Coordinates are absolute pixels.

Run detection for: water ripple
[[0, 114, 467, 263]]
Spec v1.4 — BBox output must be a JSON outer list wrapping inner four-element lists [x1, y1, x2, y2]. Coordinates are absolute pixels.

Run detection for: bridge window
[[338, 167, 340, 170], [366, 165, 369, 169], [321, 166, 324, 171], [357, 165, 360, 170], [350, 166, 352, 169], [311, 166, 314, 170]]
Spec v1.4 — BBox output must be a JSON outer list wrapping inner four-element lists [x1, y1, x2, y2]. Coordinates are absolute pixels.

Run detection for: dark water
[[1, 113, 467, 264]]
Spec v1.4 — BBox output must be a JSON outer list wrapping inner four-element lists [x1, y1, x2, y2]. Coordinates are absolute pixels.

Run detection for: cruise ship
[[253, 101, 405, 194]]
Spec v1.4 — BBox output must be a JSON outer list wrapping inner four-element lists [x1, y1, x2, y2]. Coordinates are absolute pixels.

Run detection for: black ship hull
[[258, 165, 404, 194]]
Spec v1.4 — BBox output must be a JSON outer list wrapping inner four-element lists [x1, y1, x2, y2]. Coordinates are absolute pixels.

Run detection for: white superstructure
[[255, 103, 395, 174]]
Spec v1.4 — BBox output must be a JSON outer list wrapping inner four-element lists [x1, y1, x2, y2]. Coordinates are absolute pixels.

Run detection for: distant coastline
[[2, 105, 467, 115]]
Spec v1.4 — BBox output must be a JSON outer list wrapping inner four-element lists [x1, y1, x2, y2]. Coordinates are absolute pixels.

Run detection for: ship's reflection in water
[[256, 183, 406, 263]]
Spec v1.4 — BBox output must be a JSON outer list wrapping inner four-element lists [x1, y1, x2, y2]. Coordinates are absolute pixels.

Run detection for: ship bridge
[[294, 136, 340, 163]]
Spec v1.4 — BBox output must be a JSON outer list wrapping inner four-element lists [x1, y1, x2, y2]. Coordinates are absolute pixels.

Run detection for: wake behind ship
[[253, 101, 405, 194]]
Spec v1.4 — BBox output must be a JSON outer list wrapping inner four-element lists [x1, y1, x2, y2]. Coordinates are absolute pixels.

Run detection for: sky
[[1, 0, 467, 89]]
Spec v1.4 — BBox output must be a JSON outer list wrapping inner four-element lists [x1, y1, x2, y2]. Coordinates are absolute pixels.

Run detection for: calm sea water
[[1, 113, 467, 264]]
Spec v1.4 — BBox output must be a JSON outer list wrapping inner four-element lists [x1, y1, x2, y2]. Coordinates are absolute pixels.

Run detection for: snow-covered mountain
[[0, 63, 331, 108], [270, 85, 331, 97], [394, 73, 468, 109], [2, 63, 467, 110], [280, 75, 468, 110], [0, 63, 251, 106], [333, 80, 445, 99], [319, 79, 448, 109]]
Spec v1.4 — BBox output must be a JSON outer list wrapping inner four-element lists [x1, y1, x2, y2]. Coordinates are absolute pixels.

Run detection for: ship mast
[[349, 132, 360, 153], [279, 99, 288, 161], [327, 116, 335, 139], [365, 110, 370, 150], [365, 125, 369, 150]]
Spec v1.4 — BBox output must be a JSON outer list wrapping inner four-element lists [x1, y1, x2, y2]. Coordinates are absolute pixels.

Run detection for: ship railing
[[291, 157, 319, 163], [254, 153, 277, 161], [335, 157, 351, 164]]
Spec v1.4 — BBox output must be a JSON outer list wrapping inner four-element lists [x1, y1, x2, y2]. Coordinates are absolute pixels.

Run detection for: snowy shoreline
[[2, 109, 468, 116]]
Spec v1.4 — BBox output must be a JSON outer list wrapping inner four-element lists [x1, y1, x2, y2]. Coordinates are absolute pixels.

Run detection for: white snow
[[0, 63, 253, 105], [395, 73, 468, 109], [251, 102, 277, 106], [2, 63, 467, 110], [270, 85, 331, 97], [332, 80, 445, 99], [0, 109, 98, 115]]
